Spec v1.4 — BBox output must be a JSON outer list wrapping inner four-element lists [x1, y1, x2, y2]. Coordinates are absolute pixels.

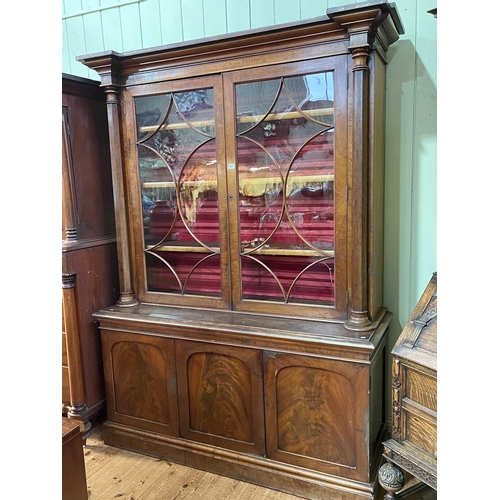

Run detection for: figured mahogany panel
[[264, 352, 370, 481], [279, 365, 355, 463], [176, 340, 265, 455], [101, 331, 179, 436]]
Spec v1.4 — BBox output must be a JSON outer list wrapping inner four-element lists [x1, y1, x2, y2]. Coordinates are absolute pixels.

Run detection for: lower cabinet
[[97, 307, 388, 500]]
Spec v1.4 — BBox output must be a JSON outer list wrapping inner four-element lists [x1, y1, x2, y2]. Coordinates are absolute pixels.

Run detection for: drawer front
[[403, 410, 437, 459], [404, 367, 437, 412]]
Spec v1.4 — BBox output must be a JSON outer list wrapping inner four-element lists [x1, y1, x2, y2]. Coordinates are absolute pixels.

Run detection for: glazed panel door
[[124, 75, 231, 309], [223, 56, 348, 321]]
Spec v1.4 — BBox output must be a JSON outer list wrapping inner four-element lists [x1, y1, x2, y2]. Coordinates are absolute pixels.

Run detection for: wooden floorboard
[[83, 422, 304, 500], [83, 421, 437, 500]]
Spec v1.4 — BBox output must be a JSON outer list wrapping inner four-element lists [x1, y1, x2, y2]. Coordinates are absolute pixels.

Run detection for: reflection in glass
[[135, 88, 221, 296], [236, 72, 335, 305]]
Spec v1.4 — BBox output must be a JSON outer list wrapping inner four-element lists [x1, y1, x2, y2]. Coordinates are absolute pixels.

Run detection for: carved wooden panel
[[176, 340, 265, 455], [101, 331, 179, 436]]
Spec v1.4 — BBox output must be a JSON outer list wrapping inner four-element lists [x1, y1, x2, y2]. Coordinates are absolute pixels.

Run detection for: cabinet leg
[[67, 401, 92, 443], [378, 461, 405, 499]]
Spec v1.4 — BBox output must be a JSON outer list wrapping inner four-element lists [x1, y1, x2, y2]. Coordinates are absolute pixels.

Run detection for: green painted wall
[[62, 0, 437, 413]]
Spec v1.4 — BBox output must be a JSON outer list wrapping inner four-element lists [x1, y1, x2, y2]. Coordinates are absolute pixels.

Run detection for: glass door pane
[[234, 71, 336, 306], [134, 87, 224, 298]]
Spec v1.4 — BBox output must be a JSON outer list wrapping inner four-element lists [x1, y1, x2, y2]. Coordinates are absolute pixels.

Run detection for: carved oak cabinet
[[378, 273, 437, 498], [78, 2, 404, 498]]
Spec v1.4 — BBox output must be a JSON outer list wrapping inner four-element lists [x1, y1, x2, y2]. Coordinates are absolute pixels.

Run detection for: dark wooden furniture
[[62, 417, 88, 500], [62, 74, 120, 435], [77, 2, 404, 499], [378, 273, 437, 498]]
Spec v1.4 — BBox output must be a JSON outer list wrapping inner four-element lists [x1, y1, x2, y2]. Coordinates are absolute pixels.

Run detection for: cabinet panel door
[[264, 351, 370, 482], [175, 340, 265, 455], [101, 331, 179, 436]]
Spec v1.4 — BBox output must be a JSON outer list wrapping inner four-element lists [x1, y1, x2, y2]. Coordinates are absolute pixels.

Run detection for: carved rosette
[[378, 462, 405, 499]]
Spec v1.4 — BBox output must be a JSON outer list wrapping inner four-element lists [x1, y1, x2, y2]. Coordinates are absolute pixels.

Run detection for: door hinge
[[346, 185, 349, 201], [346, 290, 349, 305]]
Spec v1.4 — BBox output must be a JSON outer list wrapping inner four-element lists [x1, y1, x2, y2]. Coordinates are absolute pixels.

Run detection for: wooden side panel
[[62, 243, 119, 409], [176, 340, 265, 456], [264, 352, 370, 481], [63, 89, 115, 241], [62, 417, 88, 500], [101, 331, 179, 436], [369, 341, 386, 458]]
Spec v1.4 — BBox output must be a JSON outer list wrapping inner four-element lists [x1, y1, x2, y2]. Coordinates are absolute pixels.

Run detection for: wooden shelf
[[138, 107, 334, 133], [145, 244, 334, 257], [143, 173, 334, 197]]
